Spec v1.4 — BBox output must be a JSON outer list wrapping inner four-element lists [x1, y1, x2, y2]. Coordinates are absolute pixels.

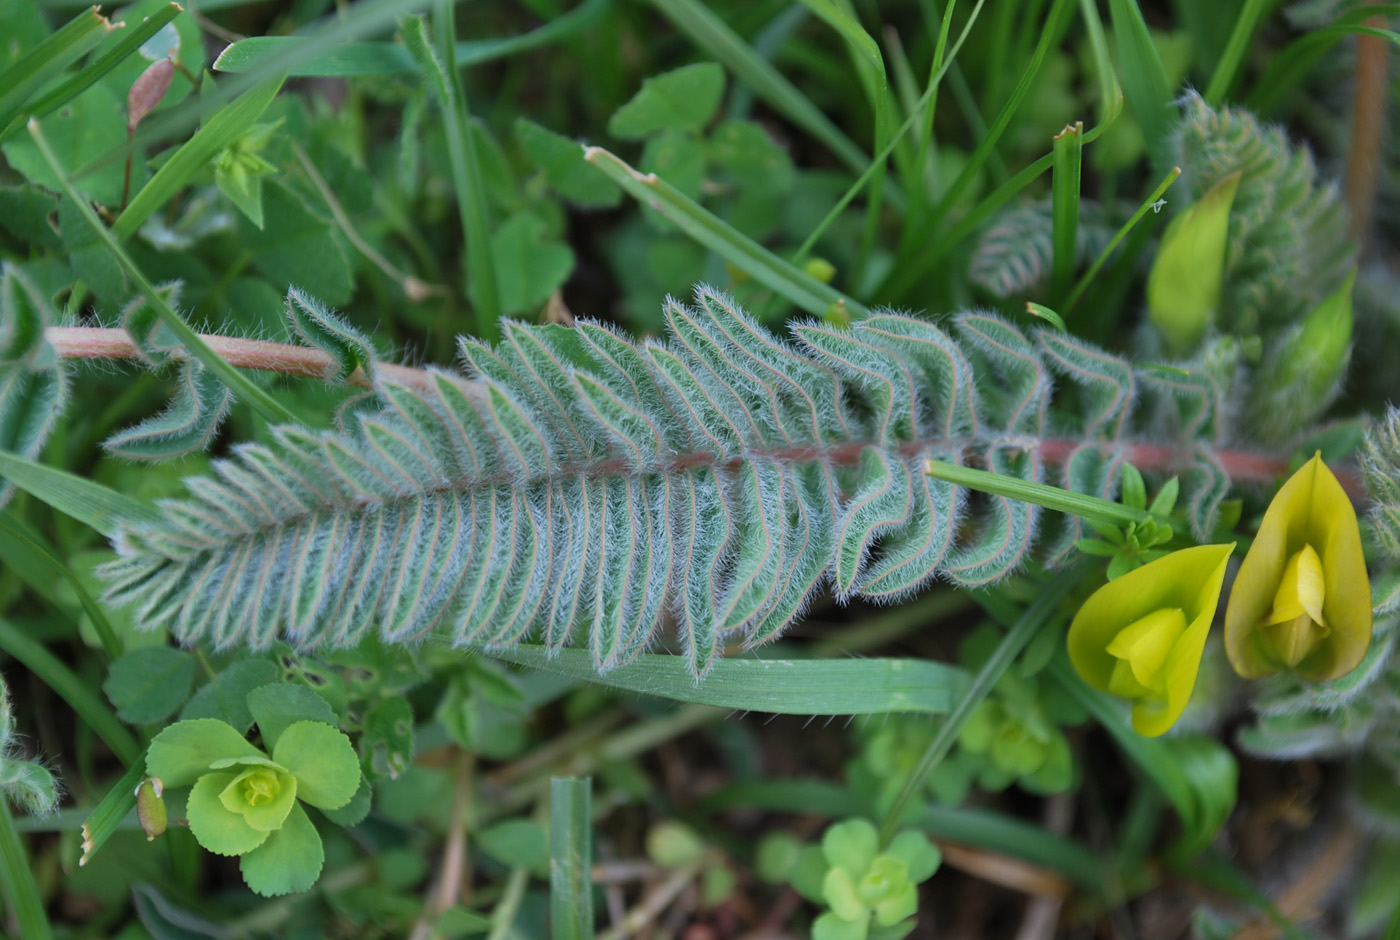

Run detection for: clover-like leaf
[[271, 721, 359, 810], [884, 831, 940, 883], [247, 684, 336, 751], [239, 801, 324, 897], [821, 819, 879, 878], [146, 718, 265, 787], [186, 771, 271, 856]]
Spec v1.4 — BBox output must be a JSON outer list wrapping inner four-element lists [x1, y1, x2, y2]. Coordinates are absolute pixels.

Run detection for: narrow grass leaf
[[1077, 0, 1123, 131], [0, 7, 113, 132], [213, 0, 611, 76], [1063, 166, 1181, 312], [586, 146, 867, 319], [880, 572, 1078, 843], [0, 510, 123, 658], [0, 450, 163, 537], [407, 4, 500, 339], [647, 0, 875, 180], [1051, 121, 1083, 301], [1248, 11, 1400, 115], [1202, 0, 1270, 105], [0, 3, 181, 144], [1107, 0, 1174, 175], [481, 645, 972, 716], [549, 777, 593, 940], [76, 763, 144, 868]]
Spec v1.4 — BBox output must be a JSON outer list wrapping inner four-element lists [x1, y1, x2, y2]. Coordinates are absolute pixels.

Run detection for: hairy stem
[[45, 326, 439, 392], [45, 330, 1358, 497]]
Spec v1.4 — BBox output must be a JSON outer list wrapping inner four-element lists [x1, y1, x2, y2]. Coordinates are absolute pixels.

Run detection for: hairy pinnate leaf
[[98, 287, 1229, 675]]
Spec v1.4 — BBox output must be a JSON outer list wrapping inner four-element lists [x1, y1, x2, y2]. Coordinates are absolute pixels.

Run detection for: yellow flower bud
[[1224, 453, 1372, 681], [1069, 544, 1235, 737]]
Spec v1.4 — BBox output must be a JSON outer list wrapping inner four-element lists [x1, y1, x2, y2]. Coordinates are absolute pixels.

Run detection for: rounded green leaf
[[821, 819, 879, 877], [103, 647, 196, 725], [186, 772, 271, 856], [607, 63, 724, 139], [813, 910, 869, 940], [822, 866, 867, 922], [247, 683, 336, 752], [271, 721, 360, 810], [147, 718, 266, 787], [238, 801, 324, 897], [884, 832, 940, 884]]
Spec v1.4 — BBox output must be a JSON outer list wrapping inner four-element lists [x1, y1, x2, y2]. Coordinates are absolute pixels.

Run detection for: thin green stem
[[487, 867, 531, 940], [925, 459, 1147, 528], [1063, 166, 1181, 312]]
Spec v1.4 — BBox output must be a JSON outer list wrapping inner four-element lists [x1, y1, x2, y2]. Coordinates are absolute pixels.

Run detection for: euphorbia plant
[[146, 716, 361, 896]]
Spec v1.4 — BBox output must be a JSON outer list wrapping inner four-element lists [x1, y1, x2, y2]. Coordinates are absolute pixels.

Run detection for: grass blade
[[112, 75, 284, 240], [0, 450, 164, 537], [0, 6, 114, 131], [0, 801, 51, 940], [1051, 121, 1083, 302], [1202, 0, 1270, 105], [79, 761, 145, 868], [25, 119, 302, 427], [0, 510, 122, 659], [213, 0, 612, 76], [1077, 0, 1123, 136], [1107, 0, 1175, 175], [404, 6, 500, 340], [480, 645, 970, 716], [585, 146, 867, 319], [549, 777, 593, 940], [0, 3, 181, 144], [0, 617, 141, 767], [1063, 165, 1181, 312]]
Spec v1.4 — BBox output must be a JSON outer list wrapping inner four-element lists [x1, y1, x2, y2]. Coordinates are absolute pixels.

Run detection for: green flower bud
[[1249, 269, 1355, 440], [1148, 172, 1241, 354]]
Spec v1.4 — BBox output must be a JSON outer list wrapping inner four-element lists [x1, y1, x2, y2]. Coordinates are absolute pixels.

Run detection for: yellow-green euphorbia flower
[[1224, 453, 1372, 681], [1069, 544, 1235, 737]]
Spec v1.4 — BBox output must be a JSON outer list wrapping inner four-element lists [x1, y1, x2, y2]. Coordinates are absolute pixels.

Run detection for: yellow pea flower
[[1224, 453, 1372, 681], [1069, 544, 1235, 737]]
